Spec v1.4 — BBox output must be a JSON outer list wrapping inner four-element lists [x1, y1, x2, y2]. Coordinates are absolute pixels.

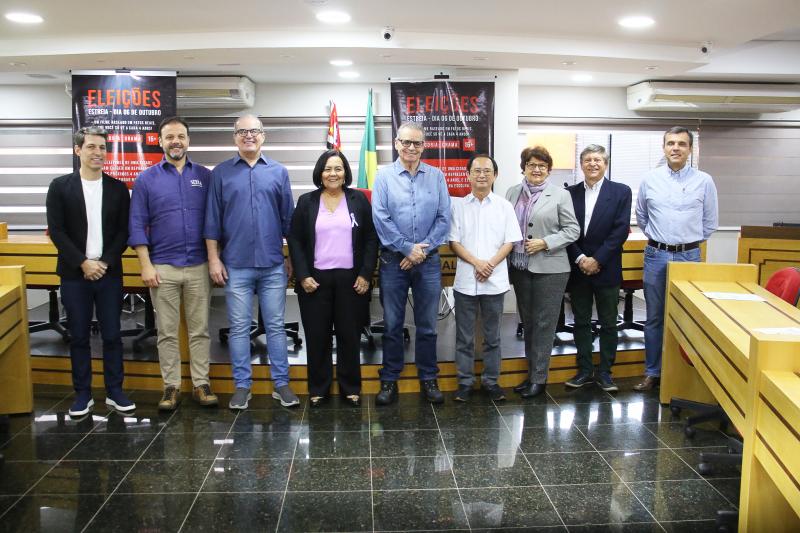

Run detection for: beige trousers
[[151, 263, 211, 388]]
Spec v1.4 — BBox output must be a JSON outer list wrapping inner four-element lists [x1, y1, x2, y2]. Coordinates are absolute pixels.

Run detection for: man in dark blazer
[[46, 126, 134, 417], [566, 144, 632, 392]]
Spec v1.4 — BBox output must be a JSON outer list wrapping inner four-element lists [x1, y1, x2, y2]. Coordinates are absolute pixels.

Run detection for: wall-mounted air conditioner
[[627, 81, 800, 113], [177, 76, 255, 109]]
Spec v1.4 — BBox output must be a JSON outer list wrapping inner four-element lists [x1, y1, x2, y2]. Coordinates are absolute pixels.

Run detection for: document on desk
[[703, 292, 766, 302], [753, 327, 800, 336]]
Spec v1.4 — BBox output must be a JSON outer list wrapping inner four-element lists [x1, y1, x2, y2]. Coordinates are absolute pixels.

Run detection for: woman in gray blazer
[[506, 146, 579, 398]]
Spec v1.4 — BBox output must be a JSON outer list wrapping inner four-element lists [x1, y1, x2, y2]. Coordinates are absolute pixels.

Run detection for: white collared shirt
[[583, 176, 604, 232], [448, 192, 522, 296]]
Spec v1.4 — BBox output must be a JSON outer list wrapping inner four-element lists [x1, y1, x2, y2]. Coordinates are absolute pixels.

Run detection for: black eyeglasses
[[235, 128, 263, 137], [397, 139, 424, 148]]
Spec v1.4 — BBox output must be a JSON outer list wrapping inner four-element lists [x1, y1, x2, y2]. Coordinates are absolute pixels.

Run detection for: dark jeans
[[297, 268, 365, 396], [60, 275, 124, 394], [378, 250, 441, 382], [569, 279, 620, 377]]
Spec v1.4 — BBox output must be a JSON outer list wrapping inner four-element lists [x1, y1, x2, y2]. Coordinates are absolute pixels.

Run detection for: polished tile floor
[[0, 379, 741, 532]]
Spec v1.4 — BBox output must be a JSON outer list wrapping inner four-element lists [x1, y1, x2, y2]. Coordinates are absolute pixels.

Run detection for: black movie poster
[[390, 81, 494, 197], [72, 70, 176, 188]]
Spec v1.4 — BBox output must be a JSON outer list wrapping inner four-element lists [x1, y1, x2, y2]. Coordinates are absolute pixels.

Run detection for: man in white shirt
[[46, 126, 134, 417], [449, 154, 522, 402]]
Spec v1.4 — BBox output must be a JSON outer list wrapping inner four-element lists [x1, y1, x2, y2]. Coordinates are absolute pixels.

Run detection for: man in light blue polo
[[372, 121, 451, 405], [634, 126, 718, 391], [204, 114, 297, 409]]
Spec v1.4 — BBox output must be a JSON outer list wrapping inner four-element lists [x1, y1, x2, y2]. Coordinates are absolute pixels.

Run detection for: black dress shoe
[[520, 383, 546, 398], [513, 379, 531, 393], [375, 381, 398, 405], [341, 394, 361, 407], [420, 379, 444, 404], [309, 395, 327, 408], [453, 384, 471, 402]]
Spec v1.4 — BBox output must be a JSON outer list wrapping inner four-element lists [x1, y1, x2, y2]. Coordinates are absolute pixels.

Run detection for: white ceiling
[[0, 0, 799, 87]]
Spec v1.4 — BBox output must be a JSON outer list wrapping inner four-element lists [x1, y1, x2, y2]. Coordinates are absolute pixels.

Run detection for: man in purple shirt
[[129, 116, 218, 410]]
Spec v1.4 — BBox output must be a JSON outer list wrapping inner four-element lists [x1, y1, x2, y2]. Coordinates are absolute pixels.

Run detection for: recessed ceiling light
[[27, 73, 56, 79], [472, 57, 487, 61], [618, 15, 654, 29], [217, 63, 240, 67], [562, 61, 576, 66], [645, 65, 659, 71], [305, 0, 328, 5], [571, 74, 593, 82], [380, 54, 393, 59], [329, 59, 353, 67], [316, 10, 351, 24], [5, 12, 43, 24], [184, 56, 196, 60], [8, 61, 27, 67], [96, 59, 105, 63], [280, 54, 294, 59], [338, 71, 360, 79]]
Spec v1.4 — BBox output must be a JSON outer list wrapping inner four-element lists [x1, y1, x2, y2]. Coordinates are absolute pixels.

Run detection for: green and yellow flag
[[357, 89, 378, 189]]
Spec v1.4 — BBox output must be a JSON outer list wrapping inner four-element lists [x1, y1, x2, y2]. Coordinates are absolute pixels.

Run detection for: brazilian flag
[[357, 89, 378, 189]]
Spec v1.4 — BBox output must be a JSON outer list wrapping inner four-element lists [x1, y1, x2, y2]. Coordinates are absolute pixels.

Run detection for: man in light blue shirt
[[634, 126, 718, 391], [372, 121, 451, 405]]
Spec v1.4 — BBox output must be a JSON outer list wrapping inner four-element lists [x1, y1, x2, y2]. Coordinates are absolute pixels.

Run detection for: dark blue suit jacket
[[566, 179, 632, 287]]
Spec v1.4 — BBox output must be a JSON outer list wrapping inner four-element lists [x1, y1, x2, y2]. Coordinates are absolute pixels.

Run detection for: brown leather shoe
[[158, 386, 180, 411], [193, 384, 219, 407], [633, 376, 660, 392]]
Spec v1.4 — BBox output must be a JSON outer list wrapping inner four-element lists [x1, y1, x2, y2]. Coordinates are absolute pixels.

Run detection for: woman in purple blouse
[[287, 150, 378, 407]]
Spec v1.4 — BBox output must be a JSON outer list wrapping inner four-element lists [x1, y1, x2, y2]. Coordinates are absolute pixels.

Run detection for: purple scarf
[[512, 178, 548, 269]]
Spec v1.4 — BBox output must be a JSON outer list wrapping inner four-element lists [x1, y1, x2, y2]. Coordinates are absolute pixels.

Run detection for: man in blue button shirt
[[634, 126, 718, 391], [204, 114, 298, 409], [372, 122, 451, 405], [129, 116, 218, 410]]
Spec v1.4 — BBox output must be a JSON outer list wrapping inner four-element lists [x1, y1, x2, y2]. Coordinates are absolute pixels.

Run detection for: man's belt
[[647, 239, 700, 252]]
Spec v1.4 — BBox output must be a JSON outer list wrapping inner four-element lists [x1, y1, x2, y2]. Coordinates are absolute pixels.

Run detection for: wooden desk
[[743, 370, 800, 531], [738, 225, 800, 286], [659, 262, 800, 531], [0, 265, 33, 414], [0, 234, 144, 289]]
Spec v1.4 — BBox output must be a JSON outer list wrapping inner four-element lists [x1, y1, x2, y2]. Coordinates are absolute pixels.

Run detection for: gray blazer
[[506, 181, 580, 274]]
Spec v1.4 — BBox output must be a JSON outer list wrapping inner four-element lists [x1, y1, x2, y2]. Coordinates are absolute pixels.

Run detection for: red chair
[[764, 266, 800, 306]]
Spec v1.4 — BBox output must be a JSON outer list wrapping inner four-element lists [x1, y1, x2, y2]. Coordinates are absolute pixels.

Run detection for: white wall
[[0, 85, 71, 119], [518, 85, 800, 121]]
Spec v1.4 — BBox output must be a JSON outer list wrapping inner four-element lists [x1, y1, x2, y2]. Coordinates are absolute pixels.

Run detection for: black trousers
[[297, 268, 366, 396]]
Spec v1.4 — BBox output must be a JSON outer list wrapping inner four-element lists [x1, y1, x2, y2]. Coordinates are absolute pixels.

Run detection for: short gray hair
[[396, 121, 425, 140], [579, 144, 608, 164], [234, 113, 264, 132], [73, 126, 108, 147]]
